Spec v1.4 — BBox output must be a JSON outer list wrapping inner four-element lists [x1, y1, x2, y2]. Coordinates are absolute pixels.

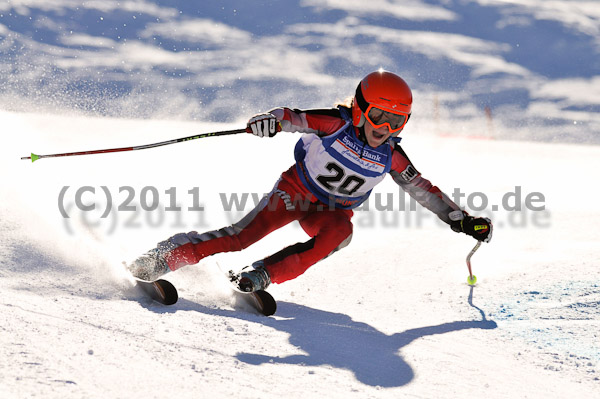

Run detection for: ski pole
[[21, 127, 247, 162], [466, 241, 481, 286]]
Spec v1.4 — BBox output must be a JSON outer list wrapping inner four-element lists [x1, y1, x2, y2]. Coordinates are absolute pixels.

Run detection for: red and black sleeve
[[269, 107, 348, 136]]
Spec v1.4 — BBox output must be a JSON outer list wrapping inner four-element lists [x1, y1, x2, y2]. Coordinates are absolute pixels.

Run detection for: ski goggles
[[364, 105, 410, 133]]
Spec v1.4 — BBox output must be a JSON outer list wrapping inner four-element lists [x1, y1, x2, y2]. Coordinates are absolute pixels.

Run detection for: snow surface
[[2, 0, 600, 398], [2, 109, 600, 398]]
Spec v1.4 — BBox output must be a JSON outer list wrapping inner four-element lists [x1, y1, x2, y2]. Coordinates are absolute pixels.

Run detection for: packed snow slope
[[1, 110, 599, 398], [1, 0, 599, 143]]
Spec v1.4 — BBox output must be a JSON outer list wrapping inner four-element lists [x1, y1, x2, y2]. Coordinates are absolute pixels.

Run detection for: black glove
[[451, 212, 493, 243]]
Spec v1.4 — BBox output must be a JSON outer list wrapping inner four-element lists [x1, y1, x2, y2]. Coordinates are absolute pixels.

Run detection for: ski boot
[[237, 261, 271, 292], [127, 248, 170, 281]]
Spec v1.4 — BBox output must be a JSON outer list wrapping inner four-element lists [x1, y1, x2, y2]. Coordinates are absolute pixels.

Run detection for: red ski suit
[[158, 107, 460, 284]]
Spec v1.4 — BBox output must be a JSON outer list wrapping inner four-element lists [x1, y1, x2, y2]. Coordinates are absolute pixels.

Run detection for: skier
[[127, 70, 493, 292]]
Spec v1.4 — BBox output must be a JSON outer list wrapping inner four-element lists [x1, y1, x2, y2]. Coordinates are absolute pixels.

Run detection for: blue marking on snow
[[491, 280, 600, 373]]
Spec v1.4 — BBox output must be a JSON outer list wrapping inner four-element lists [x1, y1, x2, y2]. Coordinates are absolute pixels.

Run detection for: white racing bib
[[294, 121, 393, 209]]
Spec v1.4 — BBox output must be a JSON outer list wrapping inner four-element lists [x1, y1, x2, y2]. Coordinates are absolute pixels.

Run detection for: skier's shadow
[[198, 286, 496, 388]]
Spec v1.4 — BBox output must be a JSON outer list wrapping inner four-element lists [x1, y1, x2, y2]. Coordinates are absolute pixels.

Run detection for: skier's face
[[363, 120, 396, 147]]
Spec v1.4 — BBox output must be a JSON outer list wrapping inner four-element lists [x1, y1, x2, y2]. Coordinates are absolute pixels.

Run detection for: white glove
[[247, 113, 280, 138]]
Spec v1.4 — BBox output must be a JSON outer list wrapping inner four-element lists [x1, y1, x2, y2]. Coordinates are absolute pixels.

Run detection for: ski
[[122, 261, 178, 305], [225, 269, 277, 316], [134, 278, 179, 305]]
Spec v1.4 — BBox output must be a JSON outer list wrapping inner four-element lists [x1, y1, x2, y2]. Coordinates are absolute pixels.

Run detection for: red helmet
[[352, 71, 412, 133]]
